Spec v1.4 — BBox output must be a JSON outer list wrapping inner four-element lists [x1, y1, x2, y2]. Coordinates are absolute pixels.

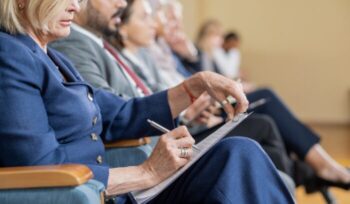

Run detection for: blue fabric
[[172, 53, 192, 78], [0, 179, 104, 204], [0, 31, 175, 187], [174, 49, 203, 74], [247, 88, 320, 159], [118, 137, 295, 204]]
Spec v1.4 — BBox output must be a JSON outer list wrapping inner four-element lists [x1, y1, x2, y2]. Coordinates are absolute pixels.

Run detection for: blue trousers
[[247, 88, 320, 159], [118, 137, 294, 203]]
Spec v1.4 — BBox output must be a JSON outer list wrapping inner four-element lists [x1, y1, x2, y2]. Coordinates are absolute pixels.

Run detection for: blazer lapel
[[47, 49, 79, 82]]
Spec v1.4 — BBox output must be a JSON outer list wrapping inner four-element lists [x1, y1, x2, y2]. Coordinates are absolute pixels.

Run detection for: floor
[[295, 124, 350, 204]]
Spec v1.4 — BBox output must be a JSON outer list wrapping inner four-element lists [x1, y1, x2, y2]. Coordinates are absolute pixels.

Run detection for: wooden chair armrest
[[0, 164, 93, 190], [104, 137, 151, 148]]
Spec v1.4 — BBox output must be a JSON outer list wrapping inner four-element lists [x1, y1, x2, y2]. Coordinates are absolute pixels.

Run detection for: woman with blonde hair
[[0, 0, 294, 203]]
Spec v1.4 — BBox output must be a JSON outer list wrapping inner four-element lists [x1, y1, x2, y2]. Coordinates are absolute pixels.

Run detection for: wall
[[180, 0, 350, 123]]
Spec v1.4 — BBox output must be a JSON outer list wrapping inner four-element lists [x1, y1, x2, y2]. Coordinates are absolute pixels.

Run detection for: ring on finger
[[221, 98, 230, 106], [179, 147, 189, 158]]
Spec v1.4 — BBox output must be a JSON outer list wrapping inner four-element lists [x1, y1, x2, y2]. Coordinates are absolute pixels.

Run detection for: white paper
[[131, 113, 251, 204]]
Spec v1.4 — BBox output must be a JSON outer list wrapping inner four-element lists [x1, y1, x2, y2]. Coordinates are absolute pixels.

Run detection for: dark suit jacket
[[0, 30, 174, 186]]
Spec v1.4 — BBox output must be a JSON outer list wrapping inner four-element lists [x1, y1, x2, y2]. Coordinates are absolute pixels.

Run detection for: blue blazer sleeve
[[54, 49, 177, 142], [94, 89, 176, 142]]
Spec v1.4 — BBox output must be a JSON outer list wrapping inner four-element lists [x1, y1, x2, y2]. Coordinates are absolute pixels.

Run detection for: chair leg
[[320, 187, 337, 204]]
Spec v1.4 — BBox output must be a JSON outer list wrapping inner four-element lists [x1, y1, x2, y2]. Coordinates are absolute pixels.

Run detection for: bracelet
[[182, 82, 197, 103]]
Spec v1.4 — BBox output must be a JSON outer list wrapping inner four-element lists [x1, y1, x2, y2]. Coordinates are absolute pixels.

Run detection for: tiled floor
[[296, 124, 350, 204]]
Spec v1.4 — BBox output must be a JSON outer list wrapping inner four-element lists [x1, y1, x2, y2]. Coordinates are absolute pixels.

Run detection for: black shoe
[[294, 161, 350, 193], [305, 176, 350, 194], [319, 177, 350, 190]]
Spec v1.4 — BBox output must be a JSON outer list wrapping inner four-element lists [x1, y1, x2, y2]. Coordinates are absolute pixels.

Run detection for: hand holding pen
[[147, 119, 200, 153]]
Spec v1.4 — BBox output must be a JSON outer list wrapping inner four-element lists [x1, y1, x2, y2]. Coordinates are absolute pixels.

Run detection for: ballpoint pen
[[147, 119, 200, 151], [215, 96, 268, 110]]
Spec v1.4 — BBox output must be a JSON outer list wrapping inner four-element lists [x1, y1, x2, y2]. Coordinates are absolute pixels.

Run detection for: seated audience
[[0, 0, 294, 203], [104, 0, 297, 178], [195, 18, 350, 190], [106, 0, 350, 196], [150, 0, 350, 195], [51, 0, 297, 182]]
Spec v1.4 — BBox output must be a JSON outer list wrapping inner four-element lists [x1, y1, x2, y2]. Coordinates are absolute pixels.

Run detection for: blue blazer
[[0, 31, 175, 186]]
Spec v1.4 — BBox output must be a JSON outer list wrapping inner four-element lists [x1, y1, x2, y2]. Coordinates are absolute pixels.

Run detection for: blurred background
[[179, 0, 350, 203], [180, 0, 350, 124]]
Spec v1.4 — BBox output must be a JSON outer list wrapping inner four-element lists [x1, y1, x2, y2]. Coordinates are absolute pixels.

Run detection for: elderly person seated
[[100, 0, 294, 177], [0, 0, 294, 203]]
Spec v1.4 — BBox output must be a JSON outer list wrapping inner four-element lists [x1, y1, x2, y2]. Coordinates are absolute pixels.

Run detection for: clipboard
[[131, 112, 252, 204]]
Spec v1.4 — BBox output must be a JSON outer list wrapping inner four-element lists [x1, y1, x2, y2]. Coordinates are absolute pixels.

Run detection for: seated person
[[221, 31, 257, 93], [195, 19, 350, 187], [220, 31, 242, 79], [153, 0, 350, 193], [107, 0, 296, 176], [0, 0, 294, 203], [108, 1, 350, 194], [50, 0, 296, 180]]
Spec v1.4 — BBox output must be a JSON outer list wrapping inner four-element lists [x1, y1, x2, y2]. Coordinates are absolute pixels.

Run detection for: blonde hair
[[0, 0, 71, 34]]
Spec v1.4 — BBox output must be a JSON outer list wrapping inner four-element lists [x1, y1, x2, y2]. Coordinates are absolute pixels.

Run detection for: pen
[[147, 119, 171, 133], [215, 97, 268, 110], [147, 119, 200, 151], [248, 98, 268, 110]]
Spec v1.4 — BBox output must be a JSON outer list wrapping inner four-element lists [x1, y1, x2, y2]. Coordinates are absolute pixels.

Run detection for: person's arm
[[94, 70, 248, 142], [168, 71, 248, 120], [94, 89, 176, 142], [106, 126, 195, 196], [167, 31, 198, 63]]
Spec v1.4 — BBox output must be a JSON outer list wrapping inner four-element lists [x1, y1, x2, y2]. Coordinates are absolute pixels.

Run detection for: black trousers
[[194, 113, 294, 176], [246, 88, 320, 159]]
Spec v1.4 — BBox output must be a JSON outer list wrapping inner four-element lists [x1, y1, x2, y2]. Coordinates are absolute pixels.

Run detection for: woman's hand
[[182, 93, 212, 125], [183, 93, 224, 126], [142, 126, 195, 184], [168, 71, 249, 120], [166, 31, 198, 61], [106, 126, 195, 196]]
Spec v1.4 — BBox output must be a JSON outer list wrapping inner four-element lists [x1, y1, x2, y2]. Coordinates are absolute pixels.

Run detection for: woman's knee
[[250, 114, 276, 127], [215, 137, 262, 155]]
